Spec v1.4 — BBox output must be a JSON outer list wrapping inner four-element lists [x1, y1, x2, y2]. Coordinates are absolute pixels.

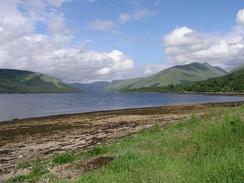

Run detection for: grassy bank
[[8, 105, 244, 183]]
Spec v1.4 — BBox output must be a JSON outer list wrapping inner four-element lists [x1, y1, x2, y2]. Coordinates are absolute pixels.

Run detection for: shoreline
[[160, 91, 244, 96], [125, 91, 244, 96], [0, 92, 243, 98], [1, 101, 244, 181]]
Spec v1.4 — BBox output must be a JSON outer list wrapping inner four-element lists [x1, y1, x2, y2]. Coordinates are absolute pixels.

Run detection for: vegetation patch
[[88, 147, 108, 156], [7, 163, 49, 183], [52, 152, 75, 165], [17, 159, 42, 169]]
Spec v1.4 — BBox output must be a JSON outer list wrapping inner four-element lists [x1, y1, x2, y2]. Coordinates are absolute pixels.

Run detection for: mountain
[[168, 66, 244, 93], [69, 81, 111, 93], [108, 62, 227, 91], [0, 69, 77, 93]]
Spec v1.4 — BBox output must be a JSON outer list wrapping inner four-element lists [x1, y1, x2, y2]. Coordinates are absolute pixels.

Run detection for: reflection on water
[[0, 92, 243, 122]]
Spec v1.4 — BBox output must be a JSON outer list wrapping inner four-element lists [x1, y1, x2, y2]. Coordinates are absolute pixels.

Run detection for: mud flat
[[0, 101, 244, 181]]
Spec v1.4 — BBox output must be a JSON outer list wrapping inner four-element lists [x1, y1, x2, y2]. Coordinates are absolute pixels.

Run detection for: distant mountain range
[[1, 62, 242, 94], [0, 69, 76, 93], [69, 81, 110, 93], [108, 62, 227, 91]]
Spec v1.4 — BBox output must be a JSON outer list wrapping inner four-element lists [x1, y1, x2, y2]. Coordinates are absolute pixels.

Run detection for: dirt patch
[[83, 156, 114, 171], [49, 155, 114, 180], [50, 163, 80, 180]]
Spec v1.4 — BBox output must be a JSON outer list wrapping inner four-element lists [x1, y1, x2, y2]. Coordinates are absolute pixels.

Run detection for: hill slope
[[109, 62, 226, 91], [167, 66, 244, 93], [69, 81, 110, 93], [0, 69, 77, 93]]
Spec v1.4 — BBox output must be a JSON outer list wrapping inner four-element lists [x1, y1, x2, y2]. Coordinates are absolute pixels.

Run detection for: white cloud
[[97, 67, 111, 75], [47, 14, 73, 43], [118, 9, 151, 24], [88, 19, 114, 31], [143, 64, 170, 75], [0, 0, 135, 83], [236, 9, 244, 26], [48, 15, 67, 34], [89, 8, 152, 31], [162, 9, 244, 70], [164, 26, 202, 46]]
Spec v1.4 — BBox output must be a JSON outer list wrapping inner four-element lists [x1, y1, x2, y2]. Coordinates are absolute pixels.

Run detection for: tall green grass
[[76, 107, 244, 183]]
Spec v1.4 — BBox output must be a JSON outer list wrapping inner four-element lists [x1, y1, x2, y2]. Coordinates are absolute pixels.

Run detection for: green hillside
[[169, 66, 244, 93], [0, 69, 77, 93], [133, 66, 244, 93], [109, 62, 226, 91]]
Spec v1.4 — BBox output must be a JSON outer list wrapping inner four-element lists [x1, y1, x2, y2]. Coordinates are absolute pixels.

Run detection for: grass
[[52, 152, 75, 165], [8, 106, 244, 183], [7, 162, 49, 183], [76, 106, 244, 183]]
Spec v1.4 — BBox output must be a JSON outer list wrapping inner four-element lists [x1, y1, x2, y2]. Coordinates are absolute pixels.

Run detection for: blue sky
[[0, 0, 244, 82], [52, 0, 244, 65]]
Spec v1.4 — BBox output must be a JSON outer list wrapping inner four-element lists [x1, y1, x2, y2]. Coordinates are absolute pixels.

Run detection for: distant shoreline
[[159, 92, 244, 96], [0, 91, 244, 95], [121, 91, 244, 96]]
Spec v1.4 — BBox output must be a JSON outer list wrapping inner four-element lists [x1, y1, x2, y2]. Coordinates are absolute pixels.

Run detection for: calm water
[[0, 92, 243, 122]]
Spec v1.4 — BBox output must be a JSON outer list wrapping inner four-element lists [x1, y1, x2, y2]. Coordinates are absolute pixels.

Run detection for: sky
[[0, 0, 244, 83]]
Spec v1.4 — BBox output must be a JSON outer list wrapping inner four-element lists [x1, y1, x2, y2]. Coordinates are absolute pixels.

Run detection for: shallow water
[[0, 92, 243, 122]]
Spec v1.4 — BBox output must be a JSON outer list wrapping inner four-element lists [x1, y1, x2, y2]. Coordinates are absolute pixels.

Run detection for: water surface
[[0, 92, 243, 122]]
